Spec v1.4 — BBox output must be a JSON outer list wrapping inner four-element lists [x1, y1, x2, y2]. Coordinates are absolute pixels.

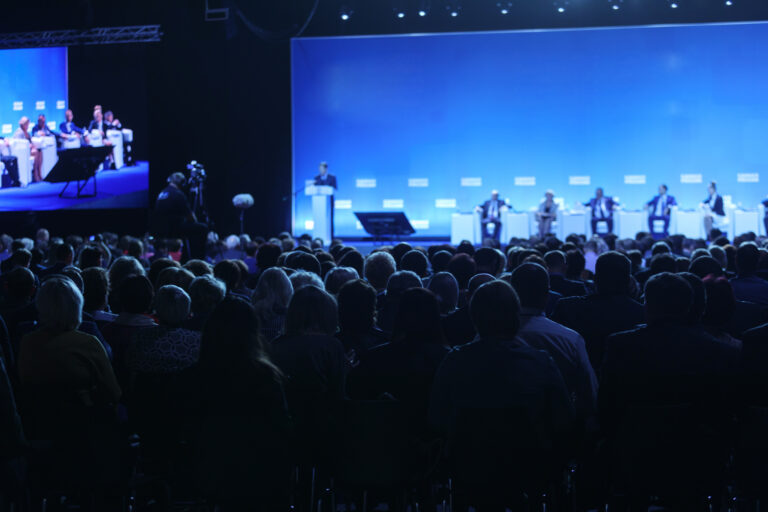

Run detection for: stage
[[0, 161, 149, 211]]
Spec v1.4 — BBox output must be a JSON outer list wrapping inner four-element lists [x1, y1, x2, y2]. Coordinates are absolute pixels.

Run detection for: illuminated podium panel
[[617, 211, 645, 239]]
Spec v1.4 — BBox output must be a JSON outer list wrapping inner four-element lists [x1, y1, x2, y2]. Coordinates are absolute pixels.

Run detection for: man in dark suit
[[599, 272, 739, 437], [543, 250, 587, 297], [701, 181, 725, 241], [429, 280, 574, 441], [476, 190, 510, 242], [30, 114, 54, 137], [59, 109, 85, 143], [314, 161, 337, 189], [645, 184, 677, 239], [87, 108, 109, 137], [730, 242, 768, 306], [552, 251, 644, 372], [585, 187, 618, 236], [38, 243, 74, 279]]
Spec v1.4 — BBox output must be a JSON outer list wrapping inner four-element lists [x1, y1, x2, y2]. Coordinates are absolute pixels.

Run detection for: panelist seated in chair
[[30, 114, 55, 138], [12, 116, 43, 183], [700, 181, 726, 241], [585, 187, 618, 236], [59, 109, 85, 141], [535, 189, 558, 239], [475, 189, 510, 242], [88, 108, 112, 141], [644, 184, 676, 238], [104, 110, 122, 131]]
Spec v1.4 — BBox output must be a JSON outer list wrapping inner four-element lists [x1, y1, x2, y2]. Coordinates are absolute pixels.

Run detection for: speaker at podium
[[305, 184, 334, 242]]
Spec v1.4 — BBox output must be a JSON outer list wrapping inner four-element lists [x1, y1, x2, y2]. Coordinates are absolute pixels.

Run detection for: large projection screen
[[291, 22, 768, 238]]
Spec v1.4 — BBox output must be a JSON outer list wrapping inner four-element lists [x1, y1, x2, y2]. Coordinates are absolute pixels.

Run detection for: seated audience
[[377, 270, 423, 334], [509, 263, 598, 426], [553, 252, 644, 371], [599, 272, 739, 437], [443, 273, 495, 346], [335, 279, 386, 358], [429, 280, 574, 444], [544, 250, 588, 297], [427, 271, 460, 315], [731, 242, 768, 305], [126, 285, 201, 375], [323, 266, 359, 296], [185, 274, 226, 331], [196, 297, 292, 507], [400, 250, 430, 279], [701, 275, 741, 349], [252, 268, 293, 341]]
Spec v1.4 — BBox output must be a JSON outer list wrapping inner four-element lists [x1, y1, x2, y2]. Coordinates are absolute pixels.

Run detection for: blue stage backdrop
[[0, 47, 68, 137], [291, 22, 768, 238]]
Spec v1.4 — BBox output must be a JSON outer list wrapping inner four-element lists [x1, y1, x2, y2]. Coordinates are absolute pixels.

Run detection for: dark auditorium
[[4, 1, 768, 511]]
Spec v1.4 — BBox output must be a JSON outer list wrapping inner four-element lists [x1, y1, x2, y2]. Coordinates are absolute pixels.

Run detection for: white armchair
[[9, 139, 31, 187]]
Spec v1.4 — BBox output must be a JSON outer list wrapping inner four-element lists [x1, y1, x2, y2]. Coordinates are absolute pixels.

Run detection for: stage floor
[[0, 161, 149, 211]]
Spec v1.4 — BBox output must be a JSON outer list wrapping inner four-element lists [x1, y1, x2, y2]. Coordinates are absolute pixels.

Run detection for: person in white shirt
[[585, 188, 619, 236]]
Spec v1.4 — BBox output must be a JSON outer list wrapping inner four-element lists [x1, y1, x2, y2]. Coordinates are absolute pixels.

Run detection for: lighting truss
[[0, 25, 163, 49]]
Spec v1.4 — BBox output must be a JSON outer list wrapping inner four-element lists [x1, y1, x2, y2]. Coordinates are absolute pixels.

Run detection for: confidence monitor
[[354, 211, 416, 239]]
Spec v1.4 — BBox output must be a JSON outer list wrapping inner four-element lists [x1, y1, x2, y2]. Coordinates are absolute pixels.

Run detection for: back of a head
[[543, 250, 567, 272], [256, 243, 282, 270], [184, 259, 213, 277], [200, 297, 268, 374], [456, 240, 475, 257], [651, 241, 672, 256], [109, 256, 146, 290], [649, 253, 677, 275], [60, 266, 84, 293], [285, 285, 338, 337], [626, 249, 643, 269], [677, 272, 706, 325], [324, 266, 359, 295], [447, 253, 477, 289], [427, 271, 460, 314], [82, 267, 110, 312], [689, 256, 725, 279], [363, 251, 396, 290], [6, 266, 35, 301], [391, 242, 413, 267], [36, 276, 83, 332], [288, 269, 323, 291], [10, 248, 32, 268], [470, 280, 521, 340], [148, 258, 179, 288], [430, 250, 453, 273], [474, 247, 501, 276], [702, 275, 736, 328], [644, 272, 692, 325], [78, 246, 103, 269], [509, 262, 549, 310], [189, 275, 227, 316], [118, 274, 154, 314], [595, 251, 631, 295], [337, 249, 364, 276], [337, 279, 376, 333], [213, 259, 242, 291], [708, 246, 727, 269], [400, 250, 429, 278], [154, 285, 191, 327], [565, 249, 586, 279], [253, 266, 293, 309], [285, 251, 322, 276], [737, 242, 760, 276], [393, 288, 444, 345], [156, 266, 195, 291], [468, 273, 495, 298], [386, 270, 423, 298]]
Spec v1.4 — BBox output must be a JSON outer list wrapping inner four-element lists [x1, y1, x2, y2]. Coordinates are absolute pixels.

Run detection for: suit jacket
[[478, 199, 509, 224], [730, 275, 768, 306], [59, 121, 85, 135], [30, 124, 53, 137], [314, 173, 337, 189], [599, 322, 739, 437], [646, 194, 677, 217], [87, 120, 113, 134], [552, 294, 644, 371], [549, 273, 588, 298], [702, 194, 725, 216], [585, 197, 617, 220]]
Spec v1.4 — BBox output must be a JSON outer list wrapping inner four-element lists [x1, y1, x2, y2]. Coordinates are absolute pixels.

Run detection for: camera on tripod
[[186, 160, 206, 186]]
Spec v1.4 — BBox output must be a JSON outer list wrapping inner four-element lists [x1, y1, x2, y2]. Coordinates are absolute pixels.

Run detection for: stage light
[[608, 0, 623, 10], [553, 1, 569, 13], [395, 9, 405, 18], [417, 0, 430, 16], [725, 0, 733, 5], [669, 0, 679, 8], [497, 1, 513, 14], [558, 6, 565, 13], [445, 2, 461, 17], [339, 5, 352, 20], [418, 9, 427, 16]]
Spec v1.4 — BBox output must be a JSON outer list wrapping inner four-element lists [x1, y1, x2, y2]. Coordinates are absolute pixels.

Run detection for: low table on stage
[[45, 146, 113, 198]]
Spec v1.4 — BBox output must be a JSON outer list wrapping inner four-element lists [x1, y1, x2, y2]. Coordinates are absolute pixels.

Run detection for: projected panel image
[[0, 47, 149, 211], [291, 22, 768, 238]]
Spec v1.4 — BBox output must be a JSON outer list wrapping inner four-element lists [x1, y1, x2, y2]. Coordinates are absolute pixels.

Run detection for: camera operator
[[152, 171, 207, 259]]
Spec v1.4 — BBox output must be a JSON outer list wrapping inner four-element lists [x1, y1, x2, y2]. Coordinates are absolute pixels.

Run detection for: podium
[[305, 185, 334, 242]]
